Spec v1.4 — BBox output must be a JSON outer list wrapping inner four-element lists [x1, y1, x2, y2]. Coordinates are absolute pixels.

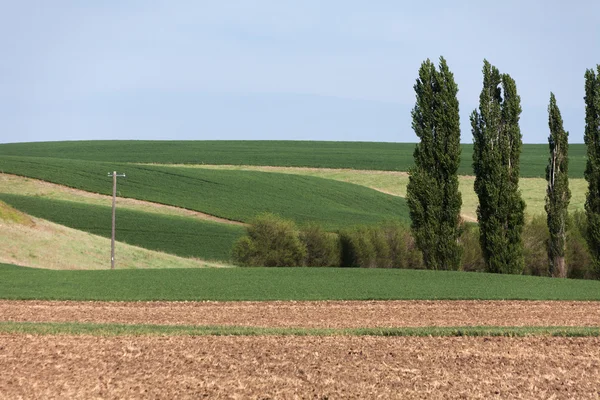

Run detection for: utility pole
[[108, 171, 126, 269]]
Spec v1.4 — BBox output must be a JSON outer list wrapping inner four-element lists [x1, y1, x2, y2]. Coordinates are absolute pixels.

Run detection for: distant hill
[[0, 140, 588, 178]]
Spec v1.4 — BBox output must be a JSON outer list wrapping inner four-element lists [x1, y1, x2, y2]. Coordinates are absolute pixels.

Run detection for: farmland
[[0, 194, 244, 261], [2, 263, 600, 301], [0, 140, 588, 177], [0, 156, 410, 229], [1, 140, 598, 398]]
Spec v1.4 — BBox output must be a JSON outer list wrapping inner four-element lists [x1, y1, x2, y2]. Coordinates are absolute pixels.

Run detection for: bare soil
[[1, 334, 599, 399], [2, 300, 600, 328]]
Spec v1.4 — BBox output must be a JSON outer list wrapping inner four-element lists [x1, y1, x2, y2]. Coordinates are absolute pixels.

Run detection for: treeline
[[234, 59, 600, 279], [231, 213, 596, 279], [405, 58, 600, 278]]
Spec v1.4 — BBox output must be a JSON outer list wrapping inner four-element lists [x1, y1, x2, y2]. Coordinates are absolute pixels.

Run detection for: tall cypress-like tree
[[584, 66, 600, 273], [545, 93, 571, 278], [471, 60, 525, 274], [406, 57, 462, 270]]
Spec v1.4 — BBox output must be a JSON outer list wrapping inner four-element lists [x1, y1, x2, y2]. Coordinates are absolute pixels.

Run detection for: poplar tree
[[406, 57, 462, 270], [545, 93, 571, 278], [584, 66, 600, 273], [471, 60, 525, 274]]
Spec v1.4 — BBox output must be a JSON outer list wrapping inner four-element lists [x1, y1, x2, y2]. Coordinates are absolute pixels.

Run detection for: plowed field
[[1, 335, 599, 399], [2, 300, 600, 399], [2, 300, 600, 327]]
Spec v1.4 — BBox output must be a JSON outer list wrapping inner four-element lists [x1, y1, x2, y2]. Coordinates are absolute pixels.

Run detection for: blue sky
[[1, 1, 598, 144]]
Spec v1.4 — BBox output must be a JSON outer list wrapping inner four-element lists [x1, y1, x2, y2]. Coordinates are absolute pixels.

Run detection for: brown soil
[[2, 300, 600, 328], [1, 334, 599, 399]]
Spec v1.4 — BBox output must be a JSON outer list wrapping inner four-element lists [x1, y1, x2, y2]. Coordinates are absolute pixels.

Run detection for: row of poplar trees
[[406, 57, 600, 277]]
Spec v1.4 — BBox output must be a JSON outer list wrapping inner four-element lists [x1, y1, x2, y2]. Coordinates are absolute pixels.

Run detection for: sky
[[1, 1, 598, 144]]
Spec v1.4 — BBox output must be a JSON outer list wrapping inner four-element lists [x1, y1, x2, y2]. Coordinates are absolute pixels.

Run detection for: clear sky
[[1, 1, 598, 144]]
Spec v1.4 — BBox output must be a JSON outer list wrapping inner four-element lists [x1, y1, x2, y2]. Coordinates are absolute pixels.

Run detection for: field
[[2, 300, 600, 398], [1, 140, 598, 398], [0, 140, 588, 177], [0, 194, 244, 261], [0, 157, 410, 229], [2, 263, 600, 301]]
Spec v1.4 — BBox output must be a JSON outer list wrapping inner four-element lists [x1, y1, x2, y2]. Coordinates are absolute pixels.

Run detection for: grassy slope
[[0, 208, 231, 269], [1, 322, 598, 337], [1, 263, 599, 301], [0, 157, 410, 229], [0, 194, 244, 262], [0, 140, 588, 178], [176, 165, 589, 219], [0, 173, 242, 224]]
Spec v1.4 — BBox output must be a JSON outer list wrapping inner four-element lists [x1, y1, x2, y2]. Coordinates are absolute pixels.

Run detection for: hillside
[[0, 202, 228, 270], [0, 157, 410, 229], [0, 140, 588, 178]]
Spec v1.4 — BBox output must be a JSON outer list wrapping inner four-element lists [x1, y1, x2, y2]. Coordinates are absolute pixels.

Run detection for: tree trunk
[[554, 255, 566, 278]]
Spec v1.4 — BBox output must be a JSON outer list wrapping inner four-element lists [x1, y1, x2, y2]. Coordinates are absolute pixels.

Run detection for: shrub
[[232, 213, 306, 267], [459, 223, 485, 272], [339, 222, 423, 269], [300, 223, 341, 267], [381, 222, 423, 269], [566, 211, 595, 279], [339, 226, 377, 268], [522, 215, 550, 276]]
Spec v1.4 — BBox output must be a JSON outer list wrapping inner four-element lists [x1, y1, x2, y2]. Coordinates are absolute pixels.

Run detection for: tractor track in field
[[2, 300, 600, 328]]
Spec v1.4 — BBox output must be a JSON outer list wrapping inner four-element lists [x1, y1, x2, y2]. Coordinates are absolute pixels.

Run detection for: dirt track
[[2, 300, 600, 327], [1, 334, 599, 399]]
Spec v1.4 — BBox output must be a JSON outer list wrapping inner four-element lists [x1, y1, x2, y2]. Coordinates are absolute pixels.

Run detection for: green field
[[0, 156, 409, 229], [1, 263, 599, 301], [1, 321, 598, 337], [0, 194, 244, 261], [0, 140, 588, 178]]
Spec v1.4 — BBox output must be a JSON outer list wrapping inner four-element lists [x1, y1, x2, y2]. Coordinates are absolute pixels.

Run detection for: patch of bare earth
[[2, 300, 600, 327], [1, 335, 599, 399]]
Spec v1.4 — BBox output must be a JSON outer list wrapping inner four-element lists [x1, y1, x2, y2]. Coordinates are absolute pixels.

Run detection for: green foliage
[[584, 65, 600, 273], [407, 57, 462, 270], [523, 215, 550, 276], [3, 262, 600, 301], [2, 322, 599, 338], [232, 214, 306, 267], [300, 223, 341, 267], [0, 156, 409, 230], [459, 223, 485, 272], [0, 140, 589, 178], [567, 211, 596, 279], [339, 223, 423, 269], [339, 226, 377, 268], [0, 194, 244, 261], [471, 60, 526, 274], [545, 93, 571, 277]]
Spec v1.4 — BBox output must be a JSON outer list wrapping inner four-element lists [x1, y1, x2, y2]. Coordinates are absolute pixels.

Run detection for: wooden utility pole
[[108, 171, 126, 269]]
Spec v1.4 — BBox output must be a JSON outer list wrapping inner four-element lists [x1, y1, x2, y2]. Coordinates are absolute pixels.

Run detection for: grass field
[[178, 164, 589, 219], [1, 321, 598, 337], [0, 157, 410, 229], [1, 263, 599, 301], [0, 194, 244, 262], [0, 140, 588, 178]]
